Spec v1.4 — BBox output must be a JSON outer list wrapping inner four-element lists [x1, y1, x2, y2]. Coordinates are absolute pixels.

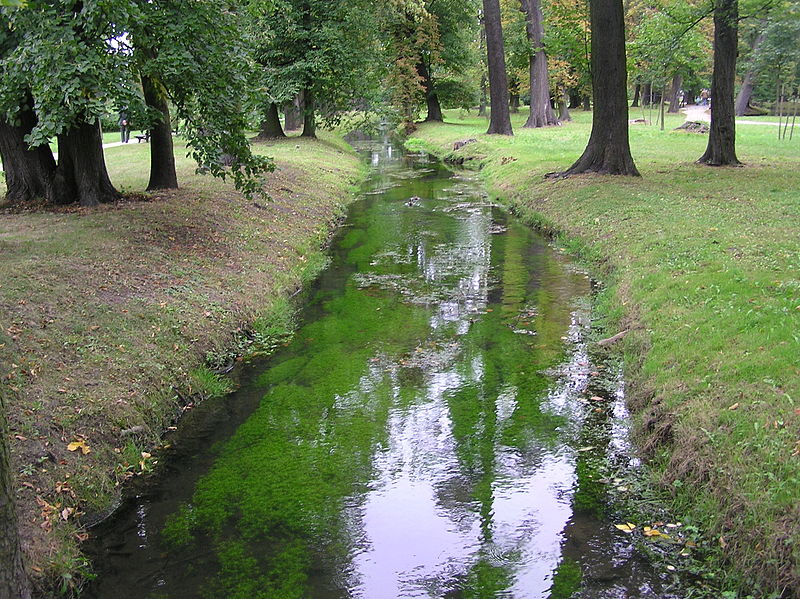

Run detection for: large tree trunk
[[699, 0, 740, 166], [478, 20, 488, 117], [284, 94, 302, 131], [667, 74, 683, 113], [482, 0, 514, 135], [631, 82, 641, 107], [735, 69, 757, 117], [510, 92, 520, 113], [558, 86, 572, 121], [0, 99, 56, 204], [735, 31, 766, 116], [0, 390, 32, 599], [257, 102, 286, 139], [564, 0, 639, 176], [520, 0, 558, 127], [53, 119, 120, 206], [301, 88, 316, 138], [417, 58, 444, 122], [142, 75, 178, 190]]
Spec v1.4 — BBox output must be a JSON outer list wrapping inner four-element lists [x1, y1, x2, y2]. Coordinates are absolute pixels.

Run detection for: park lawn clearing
[[0, 133, 365, 594], [408, 110, 800, 596]]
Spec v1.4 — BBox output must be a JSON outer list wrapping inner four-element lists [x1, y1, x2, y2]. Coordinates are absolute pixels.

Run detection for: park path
[[682, 103, 782, 126]]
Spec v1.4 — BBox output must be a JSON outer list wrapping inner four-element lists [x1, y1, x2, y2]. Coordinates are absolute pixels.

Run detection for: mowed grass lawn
[[0, 133, 365, 590], [409, 109, 799, 596]]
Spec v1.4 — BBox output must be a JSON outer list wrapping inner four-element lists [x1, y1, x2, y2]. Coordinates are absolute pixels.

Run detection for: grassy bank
[[0, 133, 365, 594], [408, 110, 799, 597]]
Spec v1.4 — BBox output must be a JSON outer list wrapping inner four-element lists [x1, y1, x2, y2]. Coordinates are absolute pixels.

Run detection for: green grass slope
[[408, 109, 800, 597]]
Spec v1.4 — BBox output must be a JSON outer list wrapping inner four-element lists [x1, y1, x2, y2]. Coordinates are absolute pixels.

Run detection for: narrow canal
[[86, 141, 677, 598]]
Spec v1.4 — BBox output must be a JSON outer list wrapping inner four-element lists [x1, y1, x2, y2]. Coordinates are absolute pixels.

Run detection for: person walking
[[119, 111, 130, 143]]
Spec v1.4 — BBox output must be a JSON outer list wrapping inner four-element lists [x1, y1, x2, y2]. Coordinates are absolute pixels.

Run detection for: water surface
[[87, 142, 676, 599]]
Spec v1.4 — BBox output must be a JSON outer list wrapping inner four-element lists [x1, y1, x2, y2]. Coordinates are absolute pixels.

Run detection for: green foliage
[[384, 0, 480, 126], [246, 0, 384, 128], [544, 0, 591, 95], [628, 1, 711, 88], [751, 2, 800, 95], [130, 0, 274, 196], [0, 0, 134, 142], [0, 0, 271, 198]]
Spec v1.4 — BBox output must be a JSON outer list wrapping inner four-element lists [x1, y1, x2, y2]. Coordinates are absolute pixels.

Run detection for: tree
[[0, 94, 56, 204], [1, 0, 272, 205], [1, 1, 125, 206], [627, 3, 711, 118], [246, 0, 381, 139], [544, 0, 591, 121], [698, 0, 741, 165], [520, 0, 558, 127], [139, 71, 179, 190], [562, 0, 639, 175], [0, 387, 32, 599], [483, 0, 514, 134], [735, 26, 767, 115], [133, 0, 273, 195]]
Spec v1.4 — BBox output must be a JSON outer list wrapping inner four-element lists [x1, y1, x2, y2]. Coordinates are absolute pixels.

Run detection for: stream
[[86, 141, 679, 599]]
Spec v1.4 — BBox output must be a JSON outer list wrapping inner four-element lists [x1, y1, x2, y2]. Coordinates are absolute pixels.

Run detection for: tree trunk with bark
[[285, 94, 302, 131], [478, 20, 488, 117], [667, 74, 683, 113], [301, 88, 316, 138], [0, 100, 56, 204], [520, 0, 558, 127], [558, 86, 572, 121], [510, 92, 520, 113], [699, 0, 740, 166], [642, 81, 652, 106], [582, 95, 591, 111], [0, 390, 32, 599], [482, 0, 514, 135], [417, 59, 444, 122], [52, 119, 119, 206], [735, 31, 766, 116], [142, 75, 178, 190], [479, 73, 488, 116], [631, 82, 641, 107], [257, 102, 286, 139], [564, 0, 639, 176]]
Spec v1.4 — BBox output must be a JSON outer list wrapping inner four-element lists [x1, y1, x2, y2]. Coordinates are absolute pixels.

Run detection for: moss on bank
[[0, 133, 365, 595], [408, 111, 800, 598]]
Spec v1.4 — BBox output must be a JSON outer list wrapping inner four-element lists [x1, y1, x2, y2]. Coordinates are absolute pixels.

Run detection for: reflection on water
[[86, 141, 677, 599]]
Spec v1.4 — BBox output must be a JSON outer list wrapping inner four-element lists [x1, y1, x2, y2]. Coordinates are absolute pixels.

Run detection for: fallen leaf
[[615, 523, 636, 533], [728, 403, 739, 411], [719, 535, 728, 549], [66, 440, 91, 455], [643, 526, 664, 537], [590, 396, 604, 402], [577, 446, 595, 452]]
